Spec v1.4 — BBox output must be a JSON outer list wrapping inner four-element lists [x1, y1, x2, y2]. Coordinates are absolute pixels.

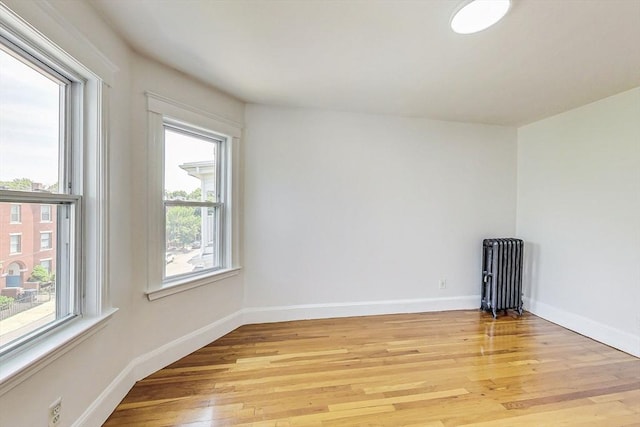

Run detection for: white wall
[[128, 55, 245, 361], [517, 87, 640, 356], [244, 106, 517, 314]]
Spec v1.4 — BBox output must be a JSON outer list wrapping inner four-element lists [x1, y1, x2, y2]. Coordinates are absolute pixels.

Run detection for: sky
[[164, 128, 216, 194], [0, 45, 215, 193], [0, 47, 61, 187]]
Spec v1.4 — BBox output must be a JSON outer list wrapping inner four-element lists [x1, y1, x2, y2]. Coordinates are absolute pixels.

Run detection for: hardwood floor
[[104, 311, 640, 426]]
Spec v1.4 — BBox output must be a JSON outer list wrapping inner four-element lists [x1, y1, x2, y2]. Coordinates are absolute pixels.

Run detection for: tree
[[166, 206, 200, 248], [29, 265, 52, 282], [188, 187, 201, 201], [0, 178, 58, 191], [0, 295, 14, 309], [0, 178, 33, 191], [165, 190, 188, 200]]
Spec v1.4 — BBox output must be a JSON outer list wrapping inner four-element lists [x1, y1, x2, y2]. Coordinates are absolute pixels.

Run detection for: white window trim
[[0, 3, 112, 394], [0, 308, 117, 396], [9, 204, 21, 223], [8, 233, 22, 254], [145, 92, 242, 300], [40, 231, 53, 250], [40, 204, 52, 222]]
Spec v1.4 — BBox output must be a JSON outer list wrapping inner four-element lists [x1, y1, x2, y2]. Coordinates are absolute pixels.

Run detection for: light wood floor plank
[[104, 311, 640, 426]]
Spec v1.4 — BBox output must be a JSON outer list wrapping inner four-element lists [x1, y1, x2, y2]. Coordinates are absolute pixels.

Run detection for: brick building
[[0, 202, 56, 290]]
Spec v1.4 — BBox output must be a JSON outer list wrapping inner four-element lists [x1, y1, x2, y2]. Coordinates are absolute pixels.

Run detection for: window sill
[[0, 307, 118, 397], [146, 267, 242, 301]]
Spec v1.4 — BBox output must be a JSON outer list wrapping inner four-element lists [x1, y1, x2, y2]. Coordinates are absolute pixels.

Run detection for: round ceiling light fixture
[[450, 0, 511, 34]]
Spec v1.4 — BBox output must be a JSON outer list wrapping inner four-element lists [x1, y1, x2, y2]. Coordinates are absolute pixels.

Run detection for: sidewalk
[[0, 299, 56, 347]]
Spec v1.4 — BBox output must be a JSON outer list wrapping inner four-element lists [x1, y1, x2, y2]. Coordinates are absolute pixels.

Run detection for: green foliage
[[29, 265, 52, 282], [0, 295, 14, 309], [166, 189, 188, 200], [165, 188, 202, 201], [166, 206, 200, 248], [0, 178, 33, 191], [0, 178, 58, 191], [189, 187, 202, 201]]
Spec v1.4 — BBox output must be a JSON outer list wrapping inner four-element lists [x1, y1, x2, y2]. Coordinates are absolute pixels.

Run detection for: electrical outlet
[[439, 279, 447, 290], [49, 398, 61, 427]]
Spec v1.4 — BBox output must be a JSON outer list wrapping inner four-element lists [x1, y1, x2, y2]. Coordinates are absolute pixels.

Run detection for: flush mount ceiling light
[[450, 0, 511, 34]]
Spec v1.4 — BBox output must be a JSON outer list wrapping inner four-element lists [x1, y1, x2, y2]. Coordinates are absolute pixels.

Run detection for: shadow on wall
[[522, 241, 540, 303]]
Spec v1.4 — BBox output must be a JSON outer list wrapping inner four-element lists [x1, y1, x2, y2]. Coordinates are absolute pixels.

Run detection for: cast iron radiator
[[481, 238, 524, 318]]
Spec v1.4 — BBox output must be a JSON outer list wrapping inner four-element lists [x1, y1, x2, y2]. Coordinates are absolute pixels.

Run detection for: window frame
[[0, 32, 83, 356], [40, 258, 53, 272], [40, 230, 53, 250], [40, 204, 52, 222], [9, 204, 21, 223], [162, 120, 227, 281], [0, 2, 113, 393], [9, 232, 22, 254], [146, 92, 242, 300]]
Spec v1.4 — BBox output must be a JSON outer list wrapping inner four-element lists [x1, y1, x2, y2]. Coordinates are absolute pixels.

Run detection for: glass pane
[[0, 47, 63, 193], [164, 127, 218, 202], [0, 202, 71, 349], [165, 205, 219, 278]]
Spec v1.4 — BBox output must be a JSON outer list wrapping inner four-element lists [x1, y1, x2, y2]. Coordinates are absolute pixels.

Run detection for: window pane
[[9, 234, 21, 253], [165, 205, 219, 278], [10, 204, 21, 222], [40, 259, 52, 272], [40, 232, 53, 250], [41, 204, 52, 222], [164, 127, 218, 202], [0, 47, 62, 193], [0, 202, 71, 349]]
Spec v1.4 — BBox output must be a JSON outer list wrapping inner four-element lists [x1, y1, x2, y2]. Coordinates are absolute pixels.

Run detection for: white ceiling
[[90, 0, 640, 126]]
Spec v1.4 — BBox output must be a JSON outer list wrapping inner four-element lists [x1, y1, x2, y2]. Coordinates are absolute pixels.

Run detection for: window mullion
[[57, 204, 71, 319], [0, 191, 80, 204]]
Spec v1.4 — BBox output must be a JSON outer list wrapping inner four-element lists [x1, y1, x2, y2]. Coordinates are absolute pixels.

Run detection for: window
[[9, 233, 21, 254], [40, 204, 51, 222], [40, 231, 52, 250], [0, 14, 109, 364], [40, 259, 52, 272], [9, 204, 20, 223], [146, 93, 241, 299], [163, 124, 225, 279], [0, 35, 79, 353]]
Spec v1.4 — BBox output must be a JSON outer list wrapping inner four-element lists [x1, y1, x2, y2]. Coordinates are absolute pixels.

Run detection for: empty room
[[0, 0, 638, 426]]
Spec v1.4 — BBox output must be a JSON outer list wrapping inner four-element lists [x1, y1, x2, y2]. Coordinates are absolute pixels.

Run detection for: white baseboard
[[73, 310, 244, 427], [241, 295, 481, 325], [72, 361, 137, 427], [75, 295, 480, 426], [524, 297, 640, 358], [75, 295, 640, 426], [131, 310, 244, 381]]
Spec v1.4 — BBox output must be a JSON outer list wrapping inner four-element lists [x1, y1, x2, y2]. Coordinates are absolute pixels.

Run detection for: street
[[165, 248, 200, 277]]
